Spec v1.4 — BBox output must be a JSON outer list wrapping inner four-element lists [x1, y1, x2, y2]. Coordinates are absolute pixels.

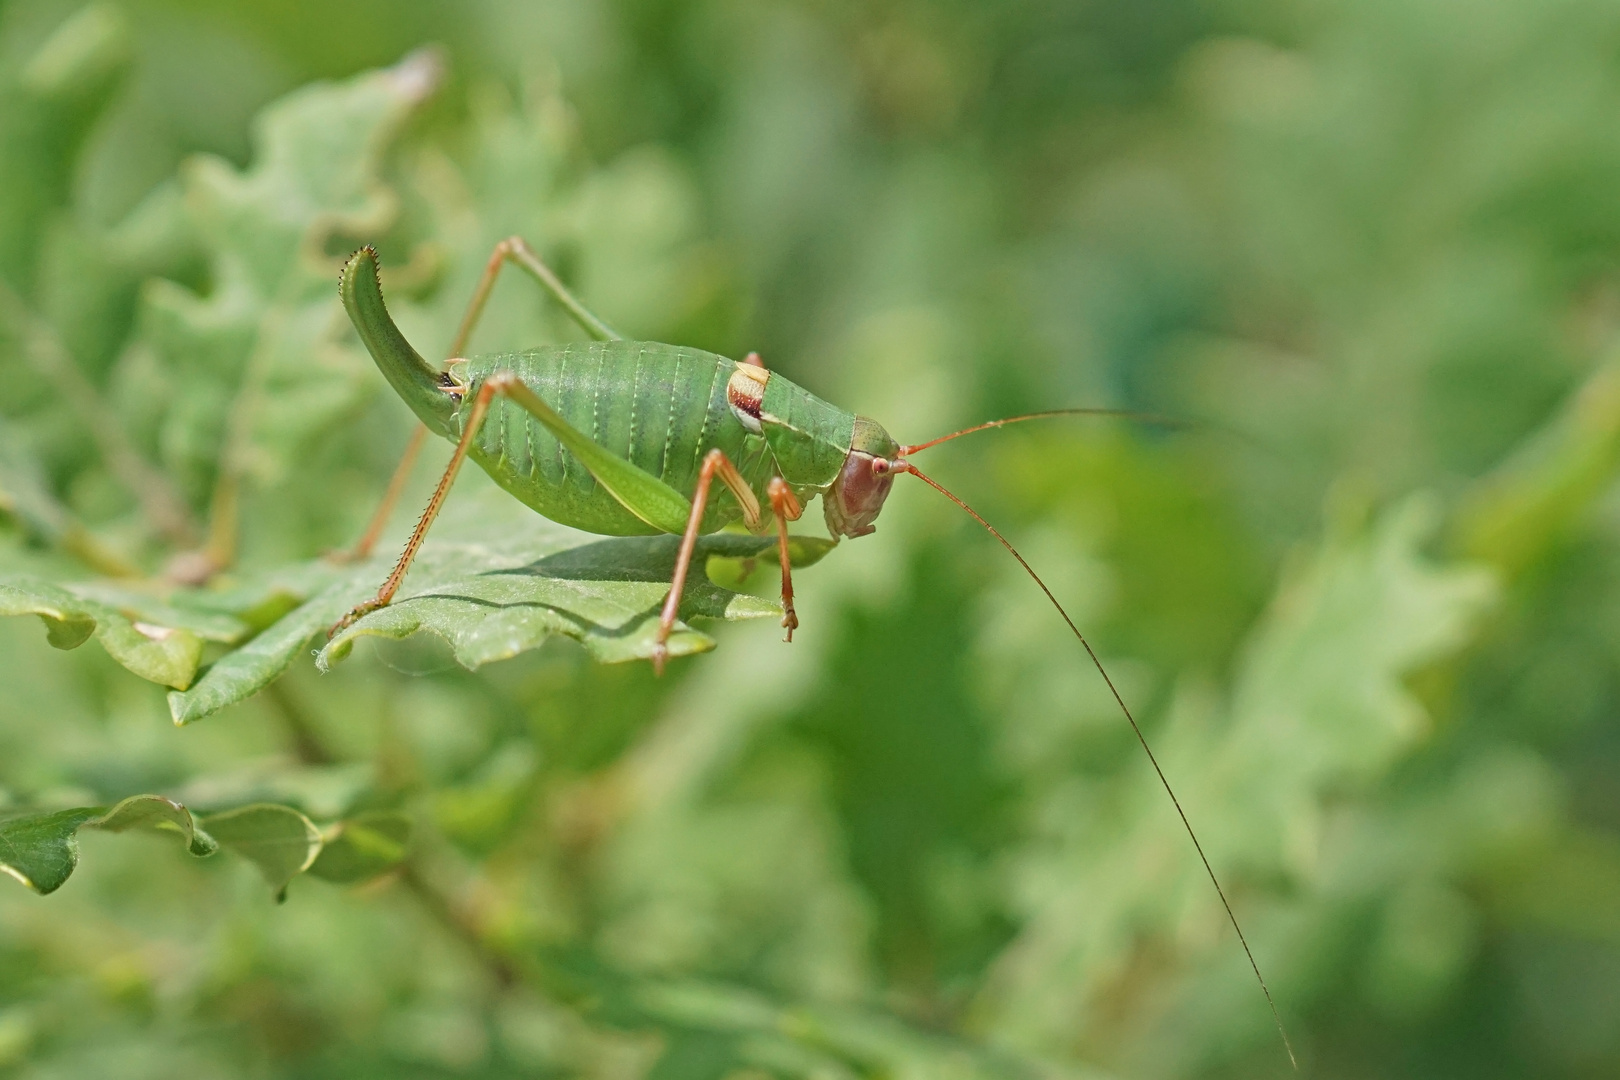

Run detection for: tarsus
[[899, 407, 1185, 456], [898, 460, 1298, 1071]]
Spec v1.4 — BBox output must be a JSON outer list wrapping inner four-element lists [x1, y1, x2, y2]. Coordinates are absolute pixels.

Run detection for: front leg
[[654, 448, 766, 674], [768, 477, 803, 641]]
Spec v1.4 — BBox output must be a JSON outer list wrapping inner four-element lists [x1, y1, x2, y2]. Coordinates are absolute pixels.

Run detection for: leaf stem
[[399, 860, 520, 988], [261, 668, 524, 990], [202, 301, 289, 570], [262, 678, 335, 766]]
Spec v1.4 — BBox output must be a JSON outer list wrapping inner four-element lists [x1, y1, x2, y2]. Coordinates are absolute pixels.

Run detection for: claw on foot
[[328, 600, 383, 639], [782, 608, 799, 643], [164, 549, 221, 588], [652, 641, 669, 677]]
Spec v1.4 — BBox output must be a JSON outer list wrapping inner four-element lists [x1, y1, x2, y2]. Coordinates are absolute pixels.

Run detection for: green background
[[2, 0, 1619, 1076]]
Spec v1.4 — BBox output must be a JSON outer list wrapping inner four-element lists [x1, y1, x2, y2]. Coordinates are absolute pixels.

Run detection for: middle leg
[[329, 375, 510, 634]]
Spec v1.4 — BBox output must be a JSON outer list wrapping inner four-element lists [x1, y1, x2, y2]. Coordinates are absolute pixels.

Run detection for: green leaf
[[0, 3, 131, 293], [0, 808, 103, 894], [165, 566, 369, 725], [126, 51, 439, 504], [704, 534, 836, 592], [0, 792, 411, 898], [0, 575, 95, 649], [0, 794, 215, 895], [316, 526, 823, 671], [92, 793, 219, 857], [0, 572, 218, 686], [0, 511, 822, 722], [201, 804, 323, 894], [149, 485, 826, 723], [306, 811, 411, 884]]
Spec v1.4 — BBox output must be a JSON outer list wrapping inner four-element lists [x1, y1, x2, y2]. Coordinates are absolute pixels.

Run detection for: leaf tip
[[313, 639, 347, 672], [188, 828, 220, 858], [388, 47, 445, 105], [166, 690, 200, 727]]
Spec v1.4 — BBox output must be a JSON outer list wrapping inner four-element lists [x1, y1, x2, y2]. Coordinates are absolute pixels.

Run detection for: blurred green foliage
[[1, 1, 1619, 1077]]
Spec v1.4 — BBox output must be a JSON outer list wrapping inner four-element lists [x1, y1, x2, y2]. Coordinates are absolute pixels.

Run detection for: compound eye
[[872, 458, 890, 476]]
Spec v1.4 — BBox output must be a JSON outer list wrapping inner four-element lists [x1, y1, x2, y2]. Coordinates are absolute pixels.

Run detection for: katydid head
[[823, 407, 1182, 539], [823, 417, 901, 538], [824, 407, 1187, 539]]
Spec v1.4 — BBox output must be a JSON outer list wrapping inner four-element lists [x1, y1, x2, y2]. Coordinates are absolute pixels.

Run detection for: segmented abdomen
[[456, 342, 774, 536]]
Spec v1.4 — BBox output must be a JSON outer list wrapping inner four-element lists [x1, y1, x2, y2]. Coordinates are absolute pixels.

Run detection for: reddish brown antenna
[[899, 407, 1185, 456], [897, 459, 1297, 1071]]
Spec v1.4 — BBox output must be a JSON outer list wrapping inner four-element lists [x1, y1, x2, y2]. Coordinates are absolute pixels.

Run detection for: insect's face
[[824, 417, 901, 538]]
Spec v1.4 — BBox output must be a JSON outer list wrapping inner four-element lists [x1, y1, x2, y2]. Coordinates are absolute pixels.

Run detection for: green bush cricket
[[336, 238, 1296, 1067]]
